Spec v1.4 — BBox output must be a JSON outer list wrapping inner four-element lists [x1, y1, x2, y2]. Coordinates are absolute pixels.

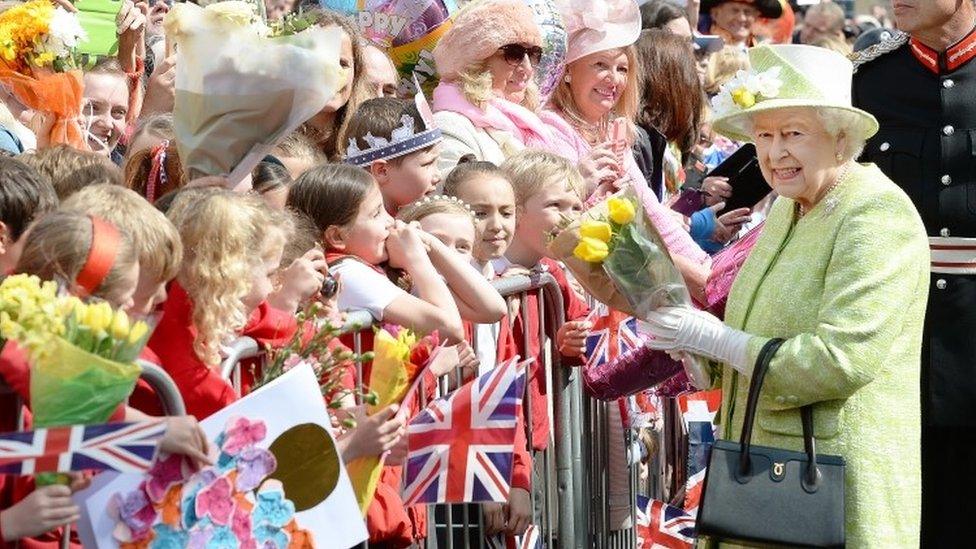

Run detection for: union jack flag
[[584, 304, 641, 370], [402, 357, 528, 505], [485, 524, 541, 549], [677, 390, 722, 517], [636, 495, 696, 549], [0, 421, 166, 474]]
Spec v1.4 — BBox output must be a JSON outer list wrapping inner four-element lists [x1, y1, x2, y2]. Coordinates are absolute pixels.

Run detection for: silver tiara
[[344, 77, 442, 167]]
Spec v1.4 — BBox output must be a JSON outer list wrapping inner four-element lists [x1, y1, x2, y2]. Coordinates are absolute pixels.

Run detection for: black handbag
[[696, 338, 847, 548]]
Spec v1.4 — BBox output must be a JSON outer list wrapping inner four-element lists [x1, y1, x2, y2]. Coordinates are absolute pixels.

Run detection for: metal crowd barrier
[[216, 273, 659, 548], [136, 360, 187, 416]]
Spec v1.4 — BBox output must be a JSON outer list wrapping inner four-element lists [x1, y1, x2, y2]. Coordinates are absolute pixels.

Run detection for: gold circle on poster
[[267, 423, 339, 511]]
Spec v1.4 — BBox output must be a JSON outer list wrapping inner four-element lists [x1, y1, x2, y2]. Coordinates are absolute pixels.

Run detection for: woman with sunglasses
[[542, 0, 712, 295], [431, 0, 559, 175]]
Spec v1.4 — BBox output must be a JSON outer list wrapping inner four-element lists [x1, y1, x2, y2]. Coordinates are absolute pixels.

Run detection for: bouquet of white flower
[[164, 1, 345, 185]]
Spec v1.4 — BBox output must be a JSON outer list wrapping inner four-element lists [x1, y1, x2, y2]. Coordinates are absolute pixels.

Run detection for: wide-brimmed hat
[[558, 0, 641, 65], [701, 0, 783, 19], [711, 44, 878, 143]]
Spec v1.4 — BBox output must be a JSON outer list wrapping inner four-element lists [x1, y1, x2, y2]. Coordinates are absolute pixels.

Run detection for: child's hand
[[160, 416, 213, 471], [269, 248, 329, 312], [386, 221, 429, 269], [482, 487, 532, 536], [506, 487, 532, 535], [0, 485, 79, 541], [456, 341, 480, 380], [385, 429, 409, 466], [557, 320, 591, 357], [339, 404, 406, 462]]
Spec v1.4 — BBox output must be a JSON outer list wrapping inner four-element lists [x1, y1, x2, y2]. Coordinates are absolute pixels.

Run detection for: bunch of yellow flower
[[0, 0, 86, 71], [61, 297, 151, 363], [0, 274, 66, 354], [573, 197, 637, 263]]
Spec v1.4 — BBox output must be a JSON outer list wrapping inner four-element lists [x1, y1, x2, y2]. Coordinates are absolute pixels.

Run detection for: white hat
[[711, 45, 878, 143], [558, 0, 642, 65]]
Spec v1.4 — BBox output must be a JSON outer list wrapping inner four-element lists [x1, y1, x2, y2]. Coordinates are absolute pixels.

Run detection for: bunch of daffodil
[[60, 297, 151, 363], [0, 274, 66, 355], [573, 197, 638, 264]]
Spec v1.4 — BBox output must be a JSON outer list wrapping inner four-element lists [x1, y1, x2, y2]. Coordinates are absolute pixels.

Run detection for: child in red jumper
[[1, 211, 209, 548], [497, 151, 593, 452]]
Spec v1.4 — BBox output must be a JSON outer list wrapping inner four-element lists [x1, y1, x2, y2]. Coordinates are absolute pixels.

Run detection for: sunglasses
[[498, 44, 544, 66]]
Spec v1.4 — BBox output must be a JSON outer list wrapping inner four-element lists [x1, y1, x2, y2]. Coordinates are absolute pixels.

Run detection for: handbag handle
[[737, 338, 820, 490]]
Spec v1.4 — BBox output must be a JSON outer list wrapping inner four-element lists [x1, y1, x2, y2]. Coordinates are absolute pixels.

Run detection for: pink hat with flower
[[558, 0, 641, 65], [433, 0, 543, 82]]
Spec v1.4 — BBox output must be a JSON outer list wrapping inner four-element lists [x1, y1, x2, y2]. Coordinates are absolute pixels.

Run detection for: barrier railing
[[136, 360, 187, 416], [216, 273, 660, 548]]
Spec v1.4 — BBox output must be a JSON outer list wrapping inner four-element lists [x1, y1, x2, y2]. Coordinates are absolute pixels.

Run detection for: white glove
[[641, 306, 753, 374]]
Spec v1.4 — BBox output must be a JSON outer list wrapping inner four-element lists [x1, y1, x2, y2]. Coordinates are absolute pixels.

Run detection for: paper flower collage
[[110, 417, 314, 549]]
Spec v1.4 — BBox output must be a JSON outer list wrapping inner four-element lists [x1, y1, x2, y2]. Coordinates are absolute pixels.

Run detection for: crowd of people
[[0, 0, 972, 547]]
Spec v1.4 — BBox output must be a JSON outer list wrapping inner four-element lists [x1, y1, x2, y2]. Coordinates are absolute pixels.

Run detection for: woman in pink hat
[[431, 0, 563, 175], [542, 0, 711, 295]]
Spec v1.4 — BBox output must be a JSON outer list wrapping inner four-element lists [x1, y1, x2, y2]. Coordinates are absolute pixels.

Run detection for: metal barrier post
[[218, 337, 260, 396], [136, 360, 187, 416]]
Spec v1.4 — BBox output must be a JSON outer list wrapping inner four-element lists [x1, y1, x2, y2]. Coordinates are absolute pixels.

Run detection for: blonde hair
[[167, 189, 291, 366], [547, 46, 641, 144], [18, 145, 116, 200], [456, 60, 541, 112], [15, 211, 138, 305], [397, 195, 476, 226], [61, 184, 184, 283], [704, 46, 750, 96], [501, 150, 585, 207], [274, 132, 327, 165], [808, 35, 853, 57]]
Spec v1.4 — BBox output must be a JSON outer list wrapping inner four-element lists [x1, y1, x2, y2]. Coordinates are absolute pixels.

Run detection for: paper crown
[[711, 44, 878, 143], [344, 83, 442, 167]]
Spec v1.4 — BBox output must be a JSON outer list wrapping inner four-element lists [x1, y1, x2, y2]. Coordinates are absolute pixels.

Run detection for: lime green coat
[[719, 163, 929, 547]]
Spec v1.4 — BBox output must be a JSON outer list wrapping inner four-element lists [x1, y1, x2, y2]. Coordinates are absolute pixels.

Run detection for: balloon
[[526, 0, 567, 101], [318, 0, 459, 97], [318, 0, 458, 48]]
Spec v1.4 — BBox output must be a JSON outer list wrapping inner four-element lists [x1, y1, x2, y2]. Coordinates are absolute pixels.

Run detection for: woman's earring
[[564, 74, 571, 83], [835, 152, 843, 162]]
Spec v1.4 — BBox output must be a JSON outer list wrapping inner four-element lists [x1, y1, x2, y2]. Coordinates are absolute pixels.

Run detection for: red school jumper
[[498, 258, 589, 451]]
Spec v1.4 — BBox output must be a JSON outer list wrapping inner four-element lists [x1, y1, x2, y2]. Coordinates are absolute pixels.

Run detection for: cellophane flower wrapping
[[0, 0, 87, 149], [548, 187, 711, 389], [345, 326, 421, 515], [164, 1, 345, 184]]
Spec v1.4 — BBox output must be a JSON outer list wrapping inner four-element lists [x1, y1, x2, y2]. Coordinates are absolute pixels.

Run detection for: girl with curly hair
[[148, 188, 292, 419]]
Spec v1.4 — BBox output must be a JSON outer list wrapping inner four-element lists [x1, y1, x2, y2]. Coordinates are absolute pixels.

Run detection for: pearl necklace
[[798, 163, 851, 219]]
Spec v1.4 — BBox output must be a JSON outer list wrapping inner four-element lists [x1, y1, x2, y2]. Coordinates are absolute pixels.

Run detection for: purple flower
[[236, 447, 277, 492]]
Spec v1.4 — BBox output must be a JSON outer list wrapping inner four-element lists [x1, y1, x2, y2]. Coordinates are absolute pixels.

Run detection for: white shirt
[[331, 260, 402, 321]]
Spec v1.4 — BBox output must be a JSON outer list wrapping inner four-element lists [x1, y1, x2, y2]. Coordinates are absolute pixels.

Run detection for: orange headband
[[75, 217, 121, 296]]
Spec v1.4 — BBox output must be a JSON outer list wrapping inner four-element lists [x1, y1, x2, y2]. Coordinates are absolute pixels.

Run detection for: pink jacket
[[540, 110, 710, 265]]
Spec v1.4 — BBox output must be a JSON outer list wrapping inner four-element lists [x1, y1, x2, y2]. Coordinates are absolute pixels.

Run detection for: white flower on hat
[[711, 66, 783, 116]]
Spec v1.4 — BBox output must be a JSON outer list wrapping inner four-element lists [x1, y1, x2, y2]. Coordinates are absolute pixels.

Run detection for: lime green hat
[[711, 44, 879, 143]]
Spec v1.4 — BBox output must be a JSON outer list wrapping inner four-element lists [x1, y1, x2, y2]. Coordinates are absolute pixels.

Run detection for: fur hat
[[433, 0, 542, 82], [559, 0, 641, 65]]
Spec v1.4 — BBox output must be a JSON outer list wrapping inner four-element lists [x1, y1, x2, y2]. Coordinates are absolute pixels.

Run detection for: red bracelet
[[125, 56, 145, 82]]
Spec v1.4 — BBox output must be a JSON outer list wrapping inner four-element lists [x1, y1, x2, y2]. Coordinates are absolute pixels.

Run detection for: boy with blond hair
[[61, 184, 182, 316]]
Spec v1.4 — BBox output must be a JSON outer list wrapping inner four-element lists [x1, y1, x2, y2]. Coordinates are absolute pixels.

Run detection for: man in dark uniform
[[852, 1, 976, 545]]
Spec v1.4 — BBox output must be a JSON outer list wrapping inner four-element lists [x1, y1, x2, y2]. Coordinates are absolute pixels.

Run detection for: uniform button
[[936, 279, 948, 290], [879, 142, 890, 152], [944, 79, 955, 89], [941, 228, 951, 237], [786, 396, 798, 404], [942, 175, 952, 185], [944, 125, 955, 136], [775, 396, 786, 404]]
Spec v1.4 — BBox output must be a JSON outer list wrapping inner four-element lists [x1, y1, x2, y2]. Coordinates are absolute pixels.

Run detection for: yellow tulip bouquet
[[0, 275, 151, 481], [548, 188, 711, 388]]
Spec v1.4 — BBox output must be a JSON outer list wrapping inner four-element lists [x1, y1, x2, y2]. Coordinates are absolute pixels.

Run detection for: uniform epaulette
[[851, 31, 910, 73]]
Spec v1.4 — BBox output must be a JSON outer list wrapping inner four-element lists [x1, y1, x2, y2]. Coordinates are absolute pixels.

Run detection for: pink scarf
[[431, 82, 554, 151]]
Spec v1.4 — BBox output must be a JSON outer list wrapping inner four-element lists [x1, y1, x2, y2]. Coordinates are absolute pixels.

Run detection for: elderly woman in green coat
[[642, 44, 928, 547]]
